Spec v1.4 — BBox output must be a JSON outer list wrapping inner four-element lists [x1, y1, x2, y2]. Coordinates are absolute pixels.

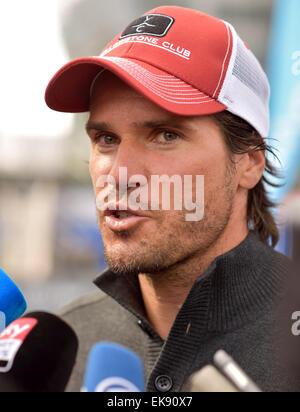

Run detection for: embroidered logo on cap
[[120, 14, 174, 39]]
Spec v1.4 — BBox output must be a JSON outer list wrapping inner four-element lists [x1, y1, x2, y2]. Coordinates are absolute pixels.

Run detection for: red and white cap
[[45, 6, 270, 137]]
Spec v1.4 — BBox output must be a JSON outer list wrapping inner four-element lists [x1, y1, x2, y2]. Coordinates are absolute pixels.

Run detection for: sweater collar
[[94, 231, 285, 334]]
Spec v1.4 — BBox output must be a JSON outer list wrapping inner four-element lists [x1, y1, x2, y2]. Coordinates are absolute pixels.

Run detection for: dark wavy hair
[[212, 111, 281, 247]]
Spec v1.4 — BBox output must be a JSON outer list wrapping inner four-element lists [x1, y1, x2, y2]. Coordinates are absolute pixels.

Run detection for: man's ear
[[238, 149, 266, 190]]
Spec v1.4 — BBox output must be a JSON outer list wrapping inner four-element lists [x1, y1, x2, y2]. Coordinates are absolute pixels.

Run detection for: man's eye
[[95, 134, 118, 145], [156, 131, 180, 144]]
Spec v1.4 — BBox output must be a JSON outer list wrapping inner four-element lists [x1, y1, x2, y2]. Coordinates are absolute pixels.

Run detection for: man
[[46, 6, 295, 392]]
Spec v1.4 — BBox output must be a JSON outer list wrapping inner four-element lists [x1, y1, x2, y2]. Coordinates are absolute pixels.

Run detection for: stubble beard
[[99, 166, 235, 278]]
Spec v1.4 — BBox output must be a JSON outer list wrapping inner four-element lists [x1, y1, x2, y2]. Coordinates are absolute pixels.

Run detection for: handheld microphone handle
[[214, 350, 262, 393], [190, 365, 239, 392]]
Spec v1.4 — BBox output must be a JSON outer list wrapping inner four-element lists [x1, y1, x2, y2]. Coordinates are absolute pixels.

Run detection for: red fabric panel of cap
[[102, 6, 233, 100]]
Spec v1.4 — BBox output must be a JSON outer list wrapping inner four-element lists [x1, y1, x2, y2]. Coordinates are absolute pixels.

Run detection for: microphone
[[82, 342, 145, 392], [214, 350, 262, 393], [0, 312, 78, 392], [189, 365, 239, 392], [0, 268, 27, 332]]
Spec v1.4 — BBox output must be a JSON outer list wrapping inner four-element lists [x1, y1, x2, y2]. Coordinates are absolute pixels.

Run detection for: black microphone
[[0, 312, 78, 392]]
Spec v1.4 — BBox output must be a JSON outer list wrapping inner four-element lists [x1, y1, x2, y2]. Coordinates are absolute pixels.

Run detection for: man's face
[[87, 72, 236, 276]]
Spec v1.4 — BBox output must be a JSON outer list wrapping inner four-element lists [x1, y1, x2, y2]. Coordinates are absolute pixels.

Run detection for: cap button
[[155, 375, 173, 392]]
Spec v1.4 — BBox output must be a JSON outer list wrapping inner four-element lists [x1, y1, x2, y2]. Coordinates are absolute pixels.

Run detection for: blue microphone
[[0, 268, 27, 332], [82, 342, 145, 392]]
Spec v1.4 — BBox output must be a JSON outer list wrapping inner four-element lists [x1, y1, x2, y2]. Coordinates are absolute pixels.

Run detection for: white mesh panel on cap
[[218, 23, 270, 138]]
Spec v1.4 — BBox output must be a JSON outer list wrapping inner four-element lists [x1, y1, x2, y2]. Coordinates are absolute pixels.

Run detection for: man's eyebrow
[[85, 121, 111, 132], [137, 119, 195, 132], [85, 119, 195, 132]]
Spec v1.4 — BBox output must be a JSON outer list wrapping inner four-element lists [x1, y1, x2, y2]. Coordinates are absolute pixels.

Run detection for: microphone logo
[[0, 312, 5, 332], [0, 318, 38, 373], [95, 377, 140, 392]]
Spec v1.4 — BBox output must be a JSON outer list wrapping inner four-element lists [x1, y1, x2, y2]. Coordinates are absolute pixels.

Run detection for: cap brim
[[45, 56, 226, 116]]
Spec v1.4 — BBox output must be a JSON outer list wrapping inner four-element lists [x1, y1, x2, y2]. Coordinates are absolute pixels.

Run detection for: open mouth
[[113, 211, 134, 219], [104, 208, 149, 231]]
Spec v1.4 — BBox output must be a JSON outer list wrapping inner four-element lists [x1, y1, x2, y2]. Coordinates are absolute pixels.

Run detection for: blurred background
[[0, 0, 299, 312]]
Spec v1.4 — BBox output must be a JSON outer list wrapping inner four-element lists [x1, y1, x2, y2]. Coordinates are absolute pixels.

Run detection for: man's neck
[[138, 224, 249, 340]]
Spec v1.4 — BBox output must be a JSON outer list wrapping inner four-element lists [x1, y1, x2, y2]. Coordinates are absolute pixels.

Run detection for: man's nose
[[108, 141, 148, 190]]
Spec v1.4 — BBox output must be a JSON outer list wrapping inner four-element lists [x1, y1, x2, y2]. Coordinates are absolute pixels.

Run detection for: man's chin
[[103, 244, 168, 276], [103, 241, 192, 277]]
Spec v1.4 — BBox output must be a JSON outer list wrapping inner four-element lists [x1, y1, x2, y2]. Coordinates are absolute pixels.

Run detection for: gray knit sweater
[[59, 231, 298, 392]]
